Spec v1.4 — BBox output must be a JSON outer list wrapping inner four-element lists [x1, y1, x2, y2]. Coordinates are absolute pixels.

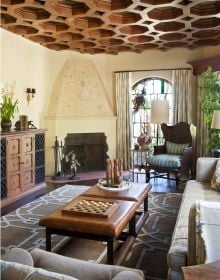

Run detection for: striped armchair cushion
[[166, 141, 190, 155], [147, 154, 182, 168]]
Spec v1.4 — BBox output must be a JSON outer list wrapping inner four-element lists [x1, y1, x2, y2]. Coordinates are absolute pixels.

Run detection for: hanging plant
[[199, 67, 220, 152], [133, 94, 149, 112]]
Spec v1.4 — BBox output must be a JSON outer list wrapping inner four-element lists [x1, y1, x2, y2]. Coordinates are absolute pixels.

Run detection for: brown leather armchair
[[145, 122, 193, 185]]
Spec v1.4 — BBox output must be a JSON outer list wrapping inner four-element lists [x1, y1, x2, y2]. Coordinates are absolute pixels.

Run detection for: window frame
[[131, 77, 173, 148]]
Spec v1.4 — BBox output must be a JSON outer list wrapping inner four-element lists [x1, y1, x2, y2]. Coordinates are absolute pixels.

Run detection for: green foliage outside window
[[199, 67, 220, 152]]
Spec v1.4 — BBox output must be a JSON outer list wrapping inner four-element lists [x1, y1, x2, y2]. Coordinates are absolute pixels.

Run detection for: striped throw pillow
[[211, 160, 220, 191], [166, 141, 189, 155]]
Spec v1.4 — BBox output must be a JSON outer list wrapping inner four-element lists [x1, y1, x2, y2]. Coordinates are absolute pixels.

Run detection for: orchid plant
[[0, 81, 19, 121]]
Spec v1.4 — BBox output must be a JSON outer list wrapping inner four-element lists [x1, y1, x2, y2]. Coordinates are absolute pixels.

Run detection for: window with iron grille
[[131, 77, 173, 149]]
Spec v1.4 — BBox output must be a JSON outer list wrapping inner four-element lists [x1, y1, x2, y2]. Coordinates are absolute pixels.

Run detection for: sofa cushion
[[26, 268, 78, 280], [30, 248, 144, 280], [0, 260, 34, 280], [0, 261, 78, 280], [211, 160, 220, 191], [188, 203, 197, 266], [167, 268, 183, 280], [166, 141, 189, 155], [147, 154, 182, 168]]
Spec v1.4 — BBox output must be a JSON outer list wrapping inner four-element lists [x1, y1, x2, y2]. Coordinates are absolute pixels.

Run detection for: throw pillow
[[166, 141, 190, 155], [211, 160, 220, 191], [112, 271, 143, 280], [0, 261, 78, 280]]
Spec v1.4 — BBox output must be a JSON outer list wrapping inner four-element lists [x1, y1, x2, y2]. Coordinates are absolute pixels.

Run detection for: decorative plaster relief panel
[[47, 58, 114, 117]]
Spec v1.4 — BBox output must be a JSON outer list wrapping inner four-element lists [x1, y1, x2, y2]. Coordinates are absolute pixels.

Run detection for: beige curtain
[[172, 69, 198, 167], [172, 70, 209, 157], [115, 72, 131, 170], [172, 69, 193, 123]]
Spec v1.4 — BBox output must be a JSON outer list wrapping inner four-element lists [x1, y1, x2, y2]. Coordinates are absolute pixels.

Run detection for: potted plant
[[0, 82, 19, 132], [199, 67, 220, 153]]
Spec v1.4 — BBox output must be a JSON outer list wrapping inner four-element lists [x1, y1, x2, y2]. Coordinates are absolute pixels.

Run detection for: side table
[[130, 148, 152, 182], [182, 261, 220, 280]]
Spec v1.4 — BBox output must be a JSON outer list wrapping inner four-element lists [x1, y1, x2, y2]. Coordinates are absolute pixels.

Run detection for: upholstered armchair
[[145, 122, 193, 185]]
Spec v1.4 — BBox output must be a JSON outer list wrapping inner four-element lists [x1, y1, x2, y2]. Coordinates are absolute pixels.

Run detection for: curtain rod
[[115, 67, 191, 73]]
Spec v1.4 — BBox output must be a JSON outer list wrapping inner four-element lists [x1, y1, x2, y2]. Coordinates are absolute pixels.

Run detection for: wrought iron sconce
[[26, 88, 36, 105]]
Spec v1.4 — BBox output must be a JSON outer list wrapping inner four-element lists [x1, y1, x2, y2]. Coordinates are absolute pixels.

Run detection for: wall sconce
[[26, 88, 36, 105]]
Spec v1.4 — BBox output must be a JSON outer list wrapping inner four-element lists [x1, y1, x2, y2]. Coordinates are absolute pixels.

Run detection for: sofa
[[167, 157, 220, 280], [1, 247, 144, 280]]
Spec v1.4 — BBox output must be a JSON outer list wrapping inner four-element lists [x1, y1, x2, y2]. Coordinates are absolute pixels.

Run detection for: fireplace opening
[[62, 133, 109, 173]]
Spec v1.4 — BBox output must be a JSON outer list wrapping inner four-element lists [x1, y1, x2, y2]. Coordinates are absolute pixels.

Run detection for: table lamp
[[211, 110, 220, 130], [150, 100, 169, 145]]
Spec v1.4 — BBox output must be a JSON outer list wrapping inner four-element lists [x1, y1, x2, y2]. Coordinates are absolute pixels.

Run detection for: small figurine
[[15, 121, 20, 130], [66, 151, 80, 179], [28, 121, 37, 129]]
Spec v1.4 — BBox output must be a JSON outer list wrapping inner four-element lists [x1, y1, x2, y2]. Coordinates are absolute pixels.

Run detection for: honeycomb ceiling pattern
[[1, 0, 220, 55]]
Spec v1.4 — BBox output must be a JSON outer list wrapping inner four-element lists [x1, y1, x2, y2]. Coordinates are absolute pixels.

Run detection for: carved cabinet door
[[6, 134, 35, 196], [21, 134, 35, 191]]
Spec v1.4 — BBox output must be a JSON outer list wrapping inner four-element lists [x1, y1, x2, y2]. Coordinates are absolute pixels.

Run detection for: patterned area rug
[[1, 185, 182, 280]]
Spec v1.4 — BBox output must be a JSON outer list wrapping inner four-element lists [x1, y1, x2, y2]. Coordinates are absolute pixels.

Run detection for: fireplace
[[62, 133, 109, 173]]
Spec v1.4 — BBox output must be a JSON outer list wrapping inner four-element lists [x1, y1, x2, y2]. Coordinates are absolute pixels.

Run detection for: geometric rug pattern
[[1, 184, 182, 280]]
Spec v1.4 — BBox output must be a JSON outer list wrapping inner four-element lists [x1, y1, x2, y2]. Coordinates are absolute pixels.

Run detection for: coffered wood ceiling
[[1, 0, 220, 55]]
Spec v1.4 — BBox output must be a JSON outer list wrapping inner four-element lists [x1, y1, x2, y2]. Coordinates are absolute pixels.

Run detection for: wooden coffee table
[[82, 182, 151, 236], [39, 183, 151, 265]]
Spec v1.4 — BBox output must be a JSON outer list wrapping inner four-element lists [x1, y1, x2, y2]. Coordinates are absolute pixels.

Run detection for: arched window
[[131, 77, 173, 148]]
